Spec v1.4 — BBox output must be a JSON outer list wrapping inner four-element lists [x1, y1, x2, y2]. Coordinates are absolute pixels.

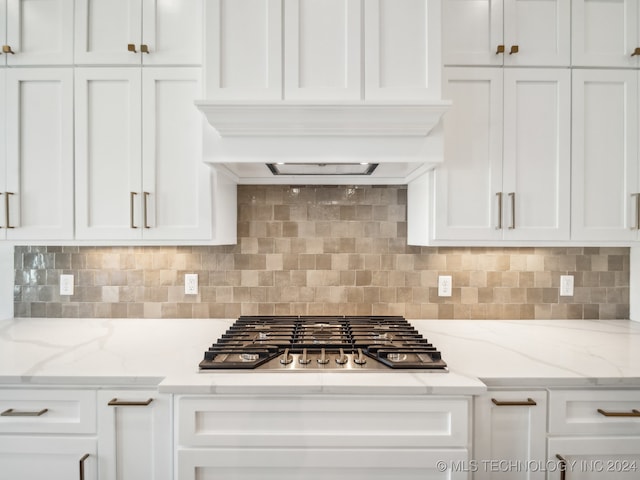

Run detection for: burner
[[199, 316, 447, 371]]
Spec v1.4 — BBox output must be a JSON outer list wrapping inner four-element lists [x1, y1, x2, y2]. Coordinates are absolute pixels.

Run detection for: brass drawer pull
[[143, 191, 151, 229], [491, 398, 537, 406], [1, 408, 49, 417], [508, 192, 516, 229], [597, 408, 640, 417], [632, 47, 640, 57], [5, 192, 14, 229], [556, 454, 567, 480], [79, 453, 90, 480], [495, 192, 503, 230], [130, 192, 138, 229], [108, 398, 153, 407]]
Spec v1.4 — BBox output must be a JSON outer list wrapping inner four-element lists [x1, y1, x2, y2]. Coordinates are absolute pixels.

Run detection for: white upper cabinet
[[75, 0, 203, 66], [284, 0, 361, 100], [443, 0, 570, 67], [572, 69, 640, 242], [205, 0, 282, 100], [416, 67, 570, 244], [364, 0, 441, 100], [572, 0, 640, 68], [1, 69, 74, 240], [1, 0, 73, 65]]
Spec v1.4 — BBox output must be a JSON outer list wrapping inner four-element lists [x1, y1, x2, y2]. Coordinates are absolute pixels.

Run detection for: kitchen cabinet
[[205, 0, 441, 101], [75, 67, 223, 242], [0, 388, 97, 480], [571, 69, 640, 242], [97, 390, 171, 480], [176, 394, 471, 480], [409, 67, 570, 245], [572, 0, 640, 68], [547, 389, 640, 479], [442, 0, 570, 67], [0, 0, 73, 66], [0, 68, 74, 241], [74, 0, 203, 66], [473, 389, 547, 480]]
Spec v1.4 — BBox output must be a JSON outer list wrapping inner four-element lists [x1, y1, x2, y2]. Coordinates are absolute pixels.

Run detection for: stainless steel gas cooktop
[[199, 316, 447, 371]]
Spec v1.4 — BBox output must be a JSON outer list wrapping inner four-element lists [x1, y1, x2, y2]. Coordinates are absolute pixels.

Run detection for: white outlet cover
[[60, 274, 74, 296], [185, 274, 198, 295], [438, 275, 452, 297], [560, 275, 574, 297]]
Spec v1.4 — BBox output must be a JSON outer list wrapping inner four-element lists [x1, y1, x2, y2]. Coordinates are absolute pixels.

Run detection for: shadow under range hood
[[197, 101, 450, 185]]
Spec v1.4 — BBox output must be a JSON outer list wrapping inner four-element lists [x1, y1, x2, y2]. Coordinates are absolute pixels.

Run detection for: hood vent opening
[[267, 163, 379, 176]]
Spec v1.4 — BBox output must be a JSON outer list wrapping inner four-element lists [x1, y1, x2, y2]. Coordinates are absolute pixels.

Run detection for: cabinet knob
[[127, 43, 137, 53], [632, 47, 640, 57], [496, 45, 505, 55], [141, 44, 150, 54], [2, 45, 15, 54], [509, 45, 519, 55]]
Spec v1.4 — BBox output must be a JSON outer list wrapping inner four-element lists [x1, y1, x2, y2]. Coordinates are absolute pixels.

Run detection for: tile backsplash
[[14, 185, 629, 319]]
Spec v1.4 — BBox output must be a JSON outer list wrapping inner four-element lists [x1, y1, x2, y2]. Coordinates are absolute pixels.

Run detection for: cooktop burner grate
[[200, 316, 447, 371]]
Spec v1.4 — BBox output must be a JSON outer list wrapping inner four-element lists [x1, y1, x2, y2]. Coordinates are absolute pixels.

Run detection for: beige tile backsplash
[[14, 185, 629, 319]]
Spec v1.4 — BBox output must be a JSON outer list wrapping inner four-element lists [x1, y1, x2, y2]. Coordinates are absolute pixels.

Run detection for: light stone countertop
[[0, 317, 639, 394]]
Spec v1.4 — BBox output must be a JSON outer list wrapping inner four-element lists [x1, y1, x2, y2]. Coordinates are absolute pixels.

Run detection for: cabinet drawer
[[549, 390, 640, 435], [0, 389, 96, 434], [177, 395, 470, 448]]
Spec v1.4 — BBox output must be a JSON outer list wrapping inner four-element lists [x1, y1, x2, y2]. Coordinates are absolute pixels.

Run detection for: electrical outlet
[[438, 275, 452, 297], [60, 274, 74, 296], [185, 274, 198, 295], [560, 275, 574, 296]]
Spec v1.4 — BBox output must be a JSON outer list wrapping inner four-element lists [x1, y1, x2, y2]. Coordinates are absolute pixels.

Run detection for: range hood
[[198, 101, 450, 185]]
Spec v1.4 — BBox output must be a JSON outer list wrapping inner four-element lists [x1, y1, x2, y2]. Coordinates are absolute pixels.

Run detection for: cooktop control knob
[[317, 348, 329, 365], [280, 348, 293, 365], [335, 348, 348, 365], [354, 348, 366, 365]]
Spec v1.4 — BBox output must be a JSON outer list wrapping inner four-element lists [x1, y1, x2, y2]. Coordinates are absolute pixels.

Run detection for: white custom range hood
[[198, 101, 450, 185]]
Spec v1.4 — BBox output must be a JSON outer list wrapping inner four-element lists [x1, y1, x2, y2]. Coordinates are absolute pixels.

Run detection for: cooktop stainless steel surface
[[199, 316, 447, 371]]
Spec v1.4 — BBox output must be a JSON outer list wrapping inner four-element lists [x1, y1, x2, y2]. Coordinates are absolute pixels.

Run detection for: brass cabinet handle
[[2, 45, 15, 54], [79, 453, 90, 480], [633, 193, 640, 230], [5, 192, 14, 229], [597, 408, 640, 417], [491, 398, 537, 406], [496, 45, 505, 55], [632, 47, 640, 57], [130, 192, 138, 229], [1, 408, 48, 416], [556, 454, 567, 480], [140, 44, 149, 54], [495, 192, 503, 230], [143, 191, 150, 228], [509, 45, 519, 55], [108, 398, 153, 406], [508, 192, 516, 229], [127, 43, 137, 53]]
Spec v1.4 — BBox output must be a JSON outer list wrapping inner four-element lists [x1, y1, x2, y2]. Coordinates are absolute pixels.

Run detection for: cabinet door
[[442, 0, 503, 66], [571, 69, 639, 242], [364, 0, 441, 100], [97, 390, 171, 480], [284, 0, 361, 100], [0, 70, 5, 237], [5, 0, 73, 65], [205, 0, 282, 100], [502, 68, 571, 241], [503, 0, 570, 66], [4, 68, 74, 240], [141, 0, 203, 66], [141, 68, 212, 240], [0, 436, 97, 480], [75, 0, 142, 65], [572, 0, 640, 68], [548, 437, 640, 480], [75, 68, 143, 240], [435, 67, 503, 241], [474, 390, 547, 480]]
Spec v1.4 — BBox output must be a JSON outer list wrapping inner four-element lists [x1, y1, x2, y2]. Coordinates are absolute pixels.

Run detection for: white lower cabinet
[[547, 389, 640, 479], [473, 389, 547, 480], [175, 394, 472, 480], [97, 389, 172, 480]]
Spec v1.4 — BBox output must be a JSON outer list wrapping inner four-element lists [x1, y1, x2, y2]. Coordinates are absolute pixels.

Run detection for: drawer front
[[0, 389, 96, 434], [177, 447, 470, 480], [549, 389, 640, 435], [177, 395, 470, 448]]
